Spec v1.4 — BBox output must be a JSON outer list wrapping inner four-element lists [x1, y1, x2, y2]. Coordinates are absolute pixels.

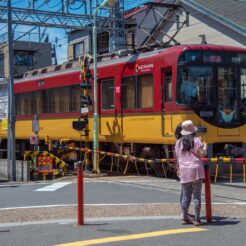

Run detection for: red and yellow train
[[0, 44, 246, 174]]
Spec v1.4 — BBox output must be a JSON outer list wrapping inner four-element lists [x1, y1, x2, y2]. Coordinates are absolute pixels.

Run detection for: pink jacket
[[175, 137, 205, 184]]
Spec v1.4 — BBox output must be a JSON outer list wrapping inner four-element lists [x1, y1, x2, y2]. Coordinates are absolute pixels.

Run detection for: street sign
[[30, 135, 39, 145], [32, 119, 39, 133], [81, 107, 89, 114]]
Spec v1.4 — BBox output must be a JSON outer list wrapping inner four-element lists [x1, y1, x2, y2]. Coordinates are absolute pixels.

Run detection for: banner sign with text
[[0, 80, 8, 120]]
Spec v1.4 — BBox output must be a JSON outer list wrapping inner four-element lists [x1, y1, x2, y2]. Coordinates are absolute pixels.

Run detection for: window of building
[[122, 74, 154, 109], [125, 31, 135, 49], [101, 79, 114, 110], [14, 52, 33, 66], [97, 32, 109, 54], [74, 42, 84, 59]]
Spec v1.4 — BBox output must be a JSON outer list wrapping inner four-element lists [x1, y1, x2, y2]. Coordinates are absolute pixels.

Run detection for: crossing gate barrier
[[65, 147, 246, 183]]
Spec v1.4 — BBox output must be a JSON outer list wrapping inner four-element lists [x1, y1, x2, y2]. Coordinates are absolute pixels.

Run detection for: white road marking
[[35, 182, 72, 191], [1, 202, 246, 211]]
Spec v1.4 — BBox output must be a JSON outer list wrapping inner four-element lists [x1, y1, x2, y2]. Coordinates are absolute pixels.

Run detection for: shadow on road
[[205, 216, 240, 226]]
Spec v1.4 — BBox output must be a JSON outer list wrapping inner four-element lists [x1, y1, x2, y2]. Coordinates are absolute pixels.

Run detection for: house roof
[[183, 0, 246, 34], [124, 0, 172, 19]]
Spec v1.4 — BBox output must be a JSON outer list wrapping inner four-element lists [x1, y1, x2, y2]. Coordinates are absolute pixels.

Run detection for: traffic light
[[72, 114, 89, 135], [72, 54, 92, 137], [72, 121, 86, 131], [80, 80, 92, 89], [81, 95, 92, 106]]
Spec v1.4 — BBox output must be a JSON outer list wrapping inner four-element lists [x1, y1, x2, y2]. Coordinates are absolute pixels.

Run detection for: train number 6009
[[200, 111, 214, 118]]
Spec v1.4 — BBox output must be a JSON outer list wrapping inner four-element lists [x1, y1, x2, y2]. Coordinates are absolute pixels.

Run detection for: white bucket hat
[[181, 120, 197, 136]]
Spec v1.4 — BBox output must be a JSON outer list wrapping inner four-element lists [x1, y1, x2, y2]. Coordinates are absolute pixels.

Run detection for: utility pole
[[7, 0, 16, 180]]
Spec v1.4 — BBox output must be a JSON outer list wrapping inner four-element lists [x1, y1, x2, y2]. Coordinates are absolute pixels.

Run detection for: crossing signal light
[[72, 115, 89, 134], [81, 95, 92, 106], [80, 80, 92, 89], [81, 65, 92, 80], [72, 121, 87, 131]]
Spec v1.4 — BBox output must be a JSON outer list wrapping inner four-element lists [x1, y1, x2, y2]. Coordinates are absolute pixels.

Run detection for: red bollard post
[[204, 163, 212, 223], [77, 162, 84, 225]]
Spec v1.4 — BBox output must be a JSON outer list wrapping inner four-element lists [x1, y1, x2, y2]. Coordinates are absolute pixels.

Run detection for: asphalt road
[[1, 176, 246, 246], [0, 177, 182, 208], [1, 175, 246, 209], [0, 217, 245, 246]]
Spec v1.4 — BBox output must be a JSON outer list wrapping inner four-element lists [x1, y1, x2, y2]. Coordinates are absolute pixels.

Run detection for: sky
[[0, 0, 153, 64]]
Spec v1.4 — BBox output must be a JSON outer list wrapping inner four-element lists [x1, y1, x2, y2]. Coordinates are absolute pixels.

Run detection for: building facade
[[0, 41, 52, 79], [66, 0, 245, 60]]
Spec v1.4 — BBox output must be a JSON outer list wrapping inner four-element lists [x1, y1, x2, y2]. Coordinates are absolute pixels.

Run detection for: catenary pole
[[7, 0, 16, 181]]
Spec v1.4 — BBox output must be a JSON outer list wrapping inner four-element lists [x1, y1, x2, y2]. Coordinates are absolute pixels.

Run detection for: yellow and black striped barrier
[[64, 146, 246, 183], [25, 147, 246, 183], [24, 151, 67, 179]]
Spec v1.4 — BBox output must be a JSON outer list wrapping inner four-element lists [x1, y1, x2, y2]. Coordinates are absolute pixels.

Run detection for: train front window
[[177, 66, 214, 105], [177, 50, 246, 128], [217, 67, 238, 124]]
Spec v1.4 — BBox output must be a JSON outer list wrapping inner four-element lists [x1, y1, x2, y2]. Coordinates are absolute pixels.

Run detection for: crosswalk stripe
[[35, 182, 72, 192]]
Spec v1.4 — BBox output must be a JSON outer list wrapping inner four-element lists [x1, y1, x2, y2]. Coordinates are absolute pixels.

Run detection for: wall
[[0, 159, 30, 182], [163, 11, 246, 47], [0, 41, 52, 78]]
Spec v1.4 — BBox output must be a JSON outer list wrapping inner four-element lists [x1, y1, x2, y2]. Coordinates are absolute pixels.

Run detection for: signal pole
[[7, 0, 16, 180], [92, 0, 118, 174]]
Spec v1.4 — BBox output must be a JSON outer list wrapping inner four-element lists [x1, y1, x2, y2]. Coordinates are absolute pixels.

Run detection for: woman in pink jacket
[[175, 120, 207, 226]]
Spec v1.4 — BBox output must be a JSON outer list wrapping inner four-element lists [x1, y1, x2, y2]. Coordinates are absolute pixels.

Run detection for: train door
[[99, 78, 122, 139], [162, 69, 173, 136]]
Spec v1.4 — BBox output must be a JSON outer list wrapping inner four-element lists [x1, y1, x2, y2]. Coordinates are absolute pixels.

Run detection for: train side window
[[45, 87, 70, 113], [35, 91, 43, 114], [15, 92, 32, 115], [138, 74, 153, 108], [58, 87, 70, 113], [101, 79, 115, 110], [122, 76, 136, 109], [71, 85, 80, 112], [164, 70, 172, 102]]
